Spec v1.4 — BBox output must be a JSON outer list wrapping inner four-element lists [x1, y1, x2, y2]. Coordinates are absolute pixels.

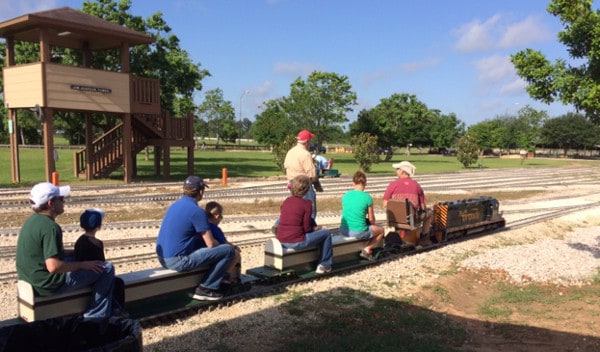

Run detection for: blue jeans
[[340, 227, 372, 240], [55, 261, 115, 320], [282, 228, 333, 266], [158, 244, 235, 290]]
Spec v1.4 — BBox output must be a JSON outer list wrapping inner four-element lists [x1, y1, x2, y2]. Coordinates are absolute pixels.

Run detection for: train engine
[[432, 196, 505, 242]]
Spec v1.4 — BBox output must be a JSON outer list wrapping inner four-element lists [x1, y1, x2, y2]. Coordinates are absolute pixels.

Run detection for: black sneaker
[[192, 286, 224, 301]]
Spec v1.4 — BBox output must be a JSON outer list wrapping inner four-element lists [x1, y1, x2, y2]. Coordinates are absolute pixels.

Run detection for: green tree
[[350, 132, 380, 172], [456, 133, 479, 168], [253, 71, 356, 149], [467, 106, 545, 153], [510, 0, 597, 122], [251, 99, 294, 146], [272, 134, 298, 173], [197, 88, 236, 146], [284, 71, 357, 147], [349, 93, 464, 150], [540, 112, 600, 155], [512, 106, 546, 150], [428, 111, 465, 148], [467, 119, 505, 152], [82, 0, 209, 116]]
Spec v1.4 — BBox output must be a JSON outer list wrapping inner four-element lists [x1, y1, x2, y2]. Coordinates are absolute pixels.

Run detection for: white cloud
[[499, 16, 551, 48], [454, 14, 500, 52], [499, 77, 527, 95], [474, 55, 515, 83], [398, 57, 440, 73], [272, 61, 324, 77], [362, 57, 440, 87], [454, 14, 552, 53], [248, 80, 275, 99]]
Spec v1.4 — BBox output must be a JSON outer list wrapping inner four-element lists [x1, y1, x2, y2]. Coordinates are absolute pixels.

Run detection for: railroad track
[[1, 166, 599, 210]]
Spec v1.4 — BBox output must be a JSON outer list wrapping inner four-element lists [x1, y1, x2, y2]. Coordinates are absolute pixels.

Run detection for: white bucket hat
[[392, 161, 415, 177]]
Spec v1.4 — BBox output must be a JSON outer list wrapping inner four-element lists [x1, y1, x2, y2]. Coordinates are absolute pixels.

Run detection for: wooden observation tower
[[0, 7, 195, 183]]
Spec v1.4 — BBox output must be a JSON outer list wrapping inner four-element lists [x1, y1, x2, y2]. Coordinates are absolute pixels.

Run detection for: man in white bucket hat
[[383, 161, 433, 246]]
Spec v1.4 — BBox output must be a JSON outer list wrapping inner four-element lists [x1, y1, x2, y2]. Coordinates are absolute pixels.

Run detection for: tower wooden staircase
[[74, 112, 194, 179]]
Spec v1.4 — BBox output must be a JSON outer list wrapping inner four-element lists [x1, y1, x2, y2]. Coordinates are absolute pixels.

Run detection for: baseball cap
[[392, 161, 416, 177], [80, 208, 104, 230], [296, 129, 314, 141], [183, 175, 209, 191], [29, 182, 70, 208]]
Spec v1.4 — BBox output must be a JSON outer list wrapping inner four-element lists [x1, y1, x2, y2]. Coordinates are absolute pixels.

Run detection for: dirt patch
[[416, 269, 600, 351]]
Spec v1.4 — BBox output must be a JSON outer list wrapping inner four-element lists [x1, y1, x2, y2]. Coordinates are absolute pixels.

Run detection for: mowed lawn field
[[0, 145, 587, 187]]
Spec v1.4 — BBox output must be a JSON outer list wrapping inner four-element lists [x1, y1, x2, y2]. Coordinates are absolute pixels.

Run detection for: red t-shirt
[[383, 177, 425, 209], [276, 196, 313, 243]]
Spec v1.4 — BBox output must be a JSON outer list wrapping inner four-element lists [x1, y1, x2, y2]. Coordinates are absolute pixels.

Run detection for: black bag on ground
[[0, 315, 142, 352], [384, 231, 403, 249]]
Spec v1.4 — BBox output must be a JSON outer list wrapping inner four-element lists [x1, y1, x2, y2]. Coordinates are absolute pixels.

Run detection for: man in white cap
[[284, 129, 322, 219], [382, 161, 433, 246], [16, 182, 117, 320]]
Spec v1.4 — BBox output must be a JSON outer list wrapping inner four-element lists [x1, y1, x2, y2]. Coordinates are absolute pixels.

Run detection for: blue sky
[[0, 0, 579, 127]]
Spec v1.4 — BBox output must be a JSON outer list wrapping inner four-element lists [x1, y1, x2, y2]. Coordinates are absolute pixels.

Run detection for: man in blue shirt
[[156, 176, 234, 300]]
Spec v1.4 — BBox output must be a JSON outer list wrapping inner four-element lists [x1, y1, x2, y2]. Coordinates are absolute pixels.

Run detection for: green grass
[[478, 281, 600, 320], [0, 145, 592, 187]]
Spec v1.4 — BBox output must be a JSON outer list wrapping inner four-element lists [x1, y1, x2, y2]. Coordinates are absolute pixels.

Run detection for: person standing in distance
[[156, 176, 235, 300], [16, 182, 116, 320], [284, 129, 321, 219]]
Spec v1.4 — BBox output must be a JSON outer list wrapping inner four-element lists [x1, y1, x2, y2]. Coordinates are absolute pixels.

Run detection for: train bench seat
[[386, 198, 423, 245], [17, 265, 209, 322], [263, 232, 380, 272]]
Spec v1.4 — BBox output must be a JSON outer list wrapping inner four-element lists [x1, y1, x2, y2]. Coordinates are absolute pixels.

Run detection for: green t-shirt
[[16, 213, 66, 296], [340, 189, 372, 231]]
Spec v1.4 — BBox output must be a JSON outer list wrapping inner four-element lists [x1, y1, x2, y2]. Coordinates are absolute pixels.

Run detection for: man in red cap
[[284, 129, 321, 219]]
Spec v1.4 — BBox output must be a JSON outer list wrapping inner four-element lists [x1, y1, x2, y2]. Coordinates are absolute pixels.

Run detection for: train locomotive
[[431, 196, 505, 242]]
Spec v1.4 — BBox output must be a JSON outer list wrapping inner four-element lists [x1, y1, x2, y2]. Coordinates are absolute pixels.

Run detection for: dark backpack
[[384, 231, 403, 248]]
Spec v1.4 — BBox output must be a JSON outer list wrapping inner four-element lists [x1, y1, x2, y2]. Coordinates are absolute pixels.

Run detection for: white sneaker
[[315, 264, 331, 274]]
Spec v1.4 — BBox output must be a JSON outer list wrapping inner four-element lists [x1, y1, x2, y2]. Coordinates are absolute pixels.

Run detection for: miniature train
[[14, 196, 506, 323], [248, 196, 506, 280]]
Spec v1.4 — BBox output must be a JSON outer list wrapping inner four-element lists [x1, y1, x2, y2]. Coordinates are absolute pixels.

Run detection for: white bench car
[[264, 233, 381, 272], [17, 266, 208, 322]]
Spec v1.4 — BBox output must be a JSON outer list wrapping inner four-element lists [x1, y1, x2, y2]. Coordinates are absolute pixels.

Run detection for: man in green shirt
[[16, 182, 116, 320]]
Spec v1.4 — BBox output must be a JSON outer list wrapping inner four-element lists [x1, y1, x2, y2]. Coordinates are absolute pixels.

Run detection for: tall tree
[[197, 88, 236, 145], [251, 99, 294, 147], [540, 112, 600, 154], [351, 132, 380, 172], [82, 0, 209, 116], [511, 0, 597, 122], [428, 111, 465, 148], [253, 71, 356, 148], [285, 71, 357, 147], [456, 133, 479, 168], [350, 93, 464, 150]]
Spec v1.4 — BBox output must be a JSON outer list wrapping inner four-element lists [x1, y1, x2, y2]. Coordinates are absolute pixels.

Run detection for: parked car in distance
[[309, 143, 326, 154], [428, 147, 456, 156]]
